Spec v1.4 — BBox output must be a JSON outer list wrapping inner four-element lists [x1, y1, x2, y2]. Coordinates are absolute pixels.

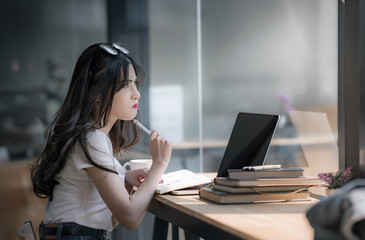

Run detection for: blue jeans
[[39, 222, 107, 240]]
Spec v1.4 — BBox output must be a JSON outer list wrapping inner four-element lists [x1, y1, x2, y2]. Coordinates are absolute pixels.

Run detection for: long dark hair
[[31, 43, 144, 200]]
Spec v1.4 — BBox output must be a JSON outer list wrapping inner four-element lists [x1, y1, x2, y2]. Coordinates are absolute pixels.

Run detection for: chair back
[[17, 221, 37, 240]]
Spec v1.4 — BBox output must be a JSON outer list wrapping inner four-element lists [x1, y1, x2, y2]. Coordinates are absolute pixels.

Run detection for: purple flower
[[339, 167, 353, 184], [318, 168, 354, 189], [318, 173, 333, 184]]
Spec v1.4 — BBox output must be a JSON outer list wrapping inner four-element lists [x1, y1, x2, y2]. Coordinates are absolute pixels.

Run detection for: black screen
[[216, 112, 279, 177]]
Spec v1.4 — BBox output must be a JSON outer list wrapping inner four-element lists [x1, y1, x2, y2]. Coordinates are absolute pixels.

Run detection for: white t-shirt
[[43, 130, 126, 232]]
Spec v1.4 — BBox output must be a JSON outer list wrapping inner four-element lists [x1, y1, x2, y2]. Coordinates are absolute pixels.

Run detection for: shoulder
[[71, 129, 116, 170], [86, 129, 113, 154]]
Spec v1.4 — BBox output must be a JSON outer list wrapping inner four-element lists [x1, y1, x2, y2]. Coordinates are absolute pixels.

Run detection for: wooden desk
[[148, 189, 318, 240]]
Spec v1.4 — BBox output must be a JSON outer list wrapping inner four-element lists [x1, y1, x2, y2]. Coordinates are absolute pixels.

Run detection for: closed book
[[228, 168, 304, 180], [199, 187, 310, 204], [213, 183, 310, 194], [215, 176, 323, 187]]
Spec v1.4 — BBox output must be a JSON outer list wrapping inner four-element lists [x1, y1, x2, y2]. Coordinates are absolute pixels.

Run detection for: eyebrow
[[124, 78, 137, 82]]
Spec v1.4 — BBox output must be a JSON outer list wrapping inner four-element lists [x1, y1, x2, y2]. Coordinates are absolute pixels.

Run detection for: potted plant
[[318, 167, 354, 194]]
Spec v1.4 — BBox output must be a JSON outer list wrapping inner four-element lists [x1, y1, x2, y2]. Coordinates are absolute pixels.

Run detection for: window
[[148, 0, 338, 176], [0, 0, 107, 160]]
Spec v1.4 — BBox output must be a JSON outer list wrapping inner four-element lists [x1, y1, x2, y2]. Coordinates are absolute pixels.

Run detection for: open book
[[155, 169, 213, 194]]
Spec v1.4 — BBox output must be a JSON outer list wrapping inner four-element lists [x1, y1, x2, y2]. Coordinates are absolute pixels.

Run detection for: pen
[[243, 165, 281, 171], [133, 119, 151, 136]]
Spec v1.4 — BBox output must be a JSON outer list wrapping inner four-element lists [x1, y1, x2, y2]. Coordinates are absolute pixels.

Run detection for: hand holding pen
[[133, 119, 171, 182]]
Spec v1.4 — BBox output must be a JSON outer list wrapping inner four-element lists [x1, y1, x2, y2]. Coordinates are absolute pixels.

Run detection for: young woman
[[31, 43, 172, 240]]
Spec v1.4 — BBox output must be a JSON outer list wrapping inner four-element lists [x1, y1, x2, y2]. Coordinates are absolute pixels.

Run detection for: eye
[[120, 79, 138, 90], [121, 81, 129, 88], [129, 79, 139, 87], [117, 80, 129, 90]]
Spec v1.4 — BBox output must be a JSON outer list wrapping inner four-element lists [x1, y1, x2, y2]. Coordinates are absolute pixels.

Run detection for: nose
[[132, 85, 140, 100]]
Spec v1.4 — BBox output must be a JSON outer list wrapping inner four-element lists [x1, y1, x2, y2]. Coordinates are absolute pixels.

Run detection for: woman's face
[[110, 64, 140, 121]]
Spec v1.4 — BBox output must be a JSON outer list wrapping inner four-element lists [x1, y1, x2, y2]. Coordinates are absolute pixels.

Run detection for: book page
[[155, 169, 213, 194]]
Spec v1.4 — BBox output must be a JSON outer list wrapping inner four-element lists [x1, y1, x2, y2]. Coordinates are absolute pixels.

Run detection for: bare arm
[[87, 130, 171, 230]]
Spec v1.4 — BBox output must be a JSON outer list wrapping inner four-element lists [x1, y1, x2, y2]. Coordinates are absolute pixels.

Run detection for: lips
[[132, 104, 139, 109]]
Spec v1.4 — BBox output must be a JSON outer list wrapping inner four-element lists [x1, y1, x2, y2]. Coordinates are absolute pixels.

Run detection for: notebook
[[216, 112, 280, 177]]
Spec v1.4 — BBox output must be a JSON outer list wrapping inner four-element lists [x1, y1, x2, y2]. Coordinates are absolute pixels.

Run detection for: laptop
[[288, 110, 338, 176], [216, 112, 280, 177]]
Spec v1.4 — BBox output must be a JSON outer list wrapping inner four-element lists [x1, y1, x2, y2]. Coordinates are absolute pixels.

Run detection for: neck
[[99, 117, 117, 135]]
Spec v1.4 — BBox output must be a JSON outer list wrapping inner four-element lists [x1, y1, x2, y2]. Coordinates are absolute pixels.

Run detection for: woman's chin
[[121, 114, 137, 121]]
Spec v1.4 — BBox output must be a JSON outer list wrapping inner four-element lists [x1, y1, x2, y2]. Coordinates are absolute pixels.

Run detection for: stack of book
[[199, 166, 324, 204]]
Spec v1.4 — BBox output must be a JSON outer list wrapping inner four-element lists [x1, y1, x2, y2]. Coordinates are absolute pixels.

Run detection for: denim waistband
[[39, 222, 107, 240]]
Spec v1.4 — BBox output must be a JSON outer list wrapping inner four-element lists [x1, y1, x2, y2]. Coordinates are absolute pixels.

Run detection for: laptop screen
[[217, 112, 279, 177]]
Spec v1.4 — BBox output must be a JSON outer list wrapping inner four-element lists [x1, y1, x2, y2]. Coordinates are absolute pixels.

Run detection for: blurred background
[[0, 0, 338, 239]]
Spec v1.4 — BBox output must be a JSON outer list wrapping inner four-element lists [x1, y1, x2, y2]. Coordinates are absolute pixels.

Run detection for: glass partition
[[148, 0, 200, 171], [200, 0, 338, 176], [149, 0, 338, 176]]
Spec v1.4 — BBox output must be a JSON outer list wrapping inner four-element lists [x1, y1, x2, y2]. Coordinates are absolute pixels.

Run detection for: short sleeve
[[72, 130, 116, 171]]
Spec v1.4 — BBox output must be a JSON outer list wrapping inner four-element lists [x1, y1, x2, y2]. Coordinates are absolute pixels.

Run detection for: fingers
[[127, 169, 149, 186], [149, 130, 171, 147], [150, 130, 170, 141], [137, 168, 149, 176], [150, 130, 159, 139]]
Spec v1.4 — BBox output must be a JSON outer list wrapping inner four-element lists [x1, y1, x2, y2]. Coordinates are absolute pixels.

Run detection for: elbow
[[115, 212, 143, 230], [122, 217, 141, 230], [124, 222, 139, 230]]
